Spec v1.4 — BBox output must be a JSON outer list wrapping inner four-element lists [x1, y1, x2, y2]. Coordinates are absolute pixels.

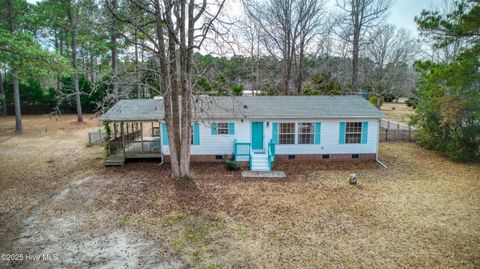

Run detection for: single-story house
[[100, 95, 385, 170]]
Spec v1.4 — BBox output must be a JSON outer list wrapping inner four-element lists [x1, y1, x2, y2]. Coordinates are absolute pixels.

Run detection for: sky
[[383, 0, 438, 36], [27, 0, 438, 37], [325, 0, 437, 37]]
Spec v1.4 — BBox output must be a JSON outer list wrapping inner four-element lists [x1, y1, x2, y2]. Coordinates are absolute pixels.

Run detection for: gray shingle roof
[[100, 99, 164, 121], [100, 95, 384, 121]]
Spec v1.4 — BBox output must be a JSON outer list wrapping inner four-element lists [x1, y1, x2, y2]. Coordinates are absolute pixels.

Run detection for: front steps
[[251, 152, 270, 171], [105, 155, 125, 166]]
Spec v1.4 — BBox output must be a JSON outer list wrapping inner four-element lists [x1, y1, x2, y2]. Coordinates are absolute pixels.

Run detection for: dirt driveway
[[0, 115, 185, 268]]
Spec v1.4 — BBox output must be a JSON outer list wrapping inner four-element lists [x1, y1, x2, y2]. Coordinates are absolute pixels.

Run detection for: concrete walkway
[[242, 171, 286, 178]]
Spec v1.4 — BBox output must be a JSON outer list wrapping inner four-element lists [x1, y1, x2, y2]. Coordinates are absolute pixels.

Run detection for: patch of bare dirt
[[5, 175, 185, 268], [0, 115, 186, 268]]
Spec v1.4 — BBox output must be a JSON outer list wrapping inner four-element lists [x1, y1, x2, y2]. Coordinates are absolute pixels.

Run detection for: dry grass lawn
[[0, 115, 479, 268], [0, 115, 103, 238], [381, 102, 415, 124]]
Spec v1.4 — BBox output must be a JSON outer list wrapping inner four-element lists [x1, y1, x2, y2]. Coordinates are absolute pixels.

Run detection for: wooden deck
[[110, 140, 163, 159], [104, 121, 163, 166]]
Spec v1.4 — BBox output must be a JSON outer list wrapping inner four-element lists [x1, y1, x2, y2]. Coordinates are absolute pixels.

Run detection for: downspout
[[376, 118, 388, 168]]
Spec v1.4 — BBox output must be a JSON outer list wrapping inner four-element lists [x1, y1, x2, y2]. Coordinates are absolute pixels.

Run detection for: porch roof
[[100, 99, 164, 122], [100, 95, 384, 121]]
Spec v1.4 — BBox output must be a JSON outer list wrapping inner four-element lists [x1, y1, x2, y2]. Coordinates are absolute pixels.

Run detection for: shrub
[[405, 94, 419, 108], [369, 95, 383, 107], [103, 123, 112, 159], [225, 155, 240, 171]]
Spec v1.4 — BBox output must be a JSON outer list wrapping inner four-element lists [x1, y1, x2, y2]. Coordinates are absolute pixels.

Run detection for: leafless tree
[[243, 0, 325, 95], [365, 24, 420, 104], [109, 0, 226, 179], [336, 0, 391, 92], [293, 0, 326, 94]]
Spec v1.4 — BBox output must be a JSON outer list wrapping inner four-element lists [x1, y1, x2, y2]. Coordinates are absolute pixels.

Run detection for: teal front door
[[251, 122, 264, 150]]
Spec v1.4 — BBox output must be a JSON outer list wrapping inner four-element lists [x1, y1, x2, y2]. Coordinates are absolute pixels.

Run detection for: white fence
[[88, 130, 106, 145]]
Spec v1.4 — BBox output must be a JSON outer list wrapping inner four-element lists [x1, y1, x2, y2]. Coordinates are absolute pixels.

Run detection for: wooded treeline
[[0, 0, 420, 118]]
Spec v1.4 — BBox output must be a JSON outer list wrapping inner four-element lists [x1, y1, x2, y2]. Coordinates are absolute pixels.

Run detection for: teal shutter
[[315, 122, 321, 144], [272, 122, 279, 144], [162, 122, 169, 145], [228, 122, 235, 135], [211, 122, 217, 135], [361, 121, 368, 144], [193, 121, 200, 145], [339, 122, 346, 144]]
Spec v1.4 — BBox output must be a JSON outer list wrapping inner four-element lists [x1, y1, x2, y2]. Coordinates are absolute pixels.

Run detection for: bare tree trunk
[[12, 70, 22, 132], [55, 34, 61, 93], [67, 0, 83, 123], [179, 0, 196, 178], [153, 0, 180, 178], [296, 34, 305, 95], [55, 36, 64, 113], [113, 0, 224, 180], [283, 57, 291, 95], [111, 0, 118, 102], [90, 54, 96, 84], [0, 71, 7, 116], [338, 0, 392, 92], [7, 0, 22, 132], [352, 24, 360, 92], [134, 29, 141, 98]]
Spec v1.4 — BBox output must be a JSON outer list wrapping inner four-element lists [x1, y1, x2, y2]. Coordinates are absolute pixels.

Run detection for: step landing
[[242, 171, 286, 178]]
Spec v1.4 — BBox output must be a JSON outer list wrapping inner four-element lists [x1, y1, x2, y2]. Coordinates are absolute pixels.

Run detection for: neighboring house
[[100, 96, 385, 170]]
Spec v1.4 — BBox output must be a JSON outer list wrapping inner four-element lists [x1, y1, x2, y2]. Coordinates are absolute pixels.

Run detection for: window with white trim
[[279, 123, 295, 144], [298, 122, 314, 144], [217, 122, 229, 134], [345, 122, 362, 144]]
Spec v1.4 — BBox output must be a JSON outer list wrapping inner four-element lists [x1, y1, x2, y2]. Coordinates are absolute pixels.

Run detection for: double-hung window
[[217, 122, 229, 135], [298, 122, 314, 144], [279, 123, 295, 144], [345, 122, 362, 144]]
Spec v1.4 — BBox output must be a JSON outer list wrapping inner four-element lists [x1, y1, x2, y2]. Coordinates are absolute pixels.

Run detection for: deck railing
[[108, 139, 161, 156], [267, 139, 276, 170], [125, 140, 161, 154], [234, 139, 251, 161]]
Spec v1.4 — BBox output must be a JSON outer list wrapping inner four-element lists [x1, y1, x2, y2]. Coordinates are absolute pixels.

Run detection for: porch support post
[[121, 121, 126, 158], [113, 123, 117, 139], [140, 122, 144, 153]]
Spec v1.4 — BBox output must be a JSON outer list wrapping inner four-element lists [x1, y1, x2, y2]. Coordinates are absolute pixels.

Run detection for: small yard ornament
[[349, 173, 357, 185]]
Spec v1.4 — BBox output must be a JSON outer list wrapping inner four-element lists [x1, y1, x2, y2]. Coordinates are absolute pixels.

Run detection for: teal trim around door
[[251, 122, 264, 150]]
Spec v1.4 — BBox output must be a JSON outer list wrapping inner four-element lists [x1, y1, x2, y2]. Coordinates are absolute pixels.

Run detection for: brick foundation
[[163, 153, 376, 163], [275, 153, 376, 161]]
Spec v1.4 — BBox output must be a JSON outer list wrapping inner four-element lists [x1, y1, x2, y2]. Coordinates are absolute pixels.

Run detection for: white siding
[[162, 120, 250, 155], [161, 118, 379, 155]]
